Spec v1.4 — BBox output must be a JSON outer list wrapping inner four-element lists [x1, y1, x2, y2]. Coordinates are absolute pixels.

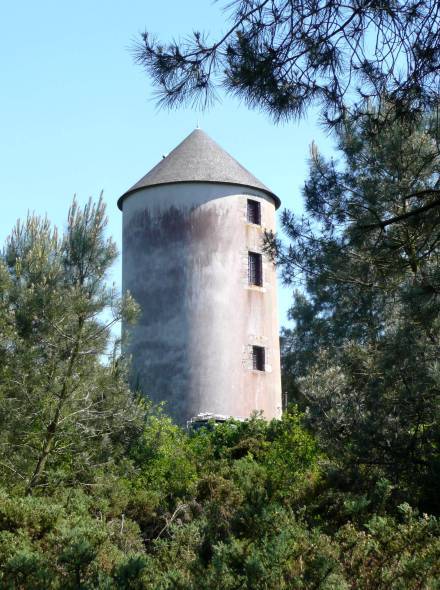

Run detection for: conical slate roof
[[117, 129, 280, 210]]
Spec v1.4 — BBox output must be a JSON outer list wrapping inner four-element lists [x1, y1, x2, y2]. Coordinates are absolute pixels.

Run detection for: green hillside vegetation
[[0, 105, 439, 588]]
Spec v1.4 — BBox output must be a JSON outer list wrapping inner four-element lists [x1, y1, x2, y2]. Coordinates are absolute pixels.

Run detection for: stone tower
[[118, 129, 282, 424]]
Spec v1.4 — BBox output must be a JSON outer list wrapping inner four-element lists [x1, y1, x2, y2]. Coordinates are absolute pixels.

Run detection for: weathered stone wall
[[122, 182, 281, 424]]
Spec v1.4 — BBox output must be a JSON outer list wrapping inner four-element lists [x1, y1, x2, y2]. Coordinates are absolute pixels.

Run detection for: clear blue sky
[[0, 0, 335, 325]]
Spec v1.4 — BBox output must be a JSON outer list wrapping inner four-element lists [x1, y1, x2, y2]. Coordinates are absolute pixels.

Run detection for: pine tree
[[134, 0, 440, 124], [0, 197, 140, 494], [274, 104, 440, 509]]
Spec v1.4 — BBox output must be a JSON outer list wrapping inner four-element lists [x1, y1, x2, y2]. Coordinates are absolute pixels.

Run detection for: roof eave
[[117, 180, 281, 211]]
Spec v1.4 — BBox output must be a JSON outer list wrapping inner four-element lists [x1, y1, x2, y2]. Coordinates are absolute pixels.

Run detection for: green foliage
[[275, 104, 440, 512], [0, 411, 438, 588], [0, 197, 141, 495], [336, 506, 440, 589], [134, 1, 440, 125], [130, 409, 197, 502]]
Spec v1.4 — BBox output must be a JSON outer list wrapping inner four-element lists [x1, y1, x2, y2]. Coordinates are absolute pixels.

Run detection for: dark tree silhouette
[[134, 0, 440, 124]]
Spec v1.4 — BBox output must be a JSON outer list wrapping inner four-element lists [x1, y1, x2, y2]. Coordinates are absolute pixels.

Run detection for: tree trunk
[[25, 319, 83, 495]]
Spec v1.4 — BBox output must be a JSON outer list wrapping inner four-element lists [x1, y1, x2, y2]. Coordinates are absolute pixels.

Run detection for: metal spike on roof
[[117, 129, 280, 210]]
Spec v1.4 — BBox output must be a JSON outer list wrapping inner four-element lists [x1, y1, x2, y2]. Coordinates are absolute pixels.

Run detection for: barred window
[[252, 346, 265, 371], [247, 199, 261, 225], [248, 251, 263, 286]]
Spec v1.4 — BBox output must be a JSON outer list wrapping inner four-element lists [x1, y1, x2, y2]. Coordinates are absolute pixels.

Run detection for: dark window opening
[[247, 199, 261, 225], [252, 346, 265, 371], [248, 252, 263, 286]]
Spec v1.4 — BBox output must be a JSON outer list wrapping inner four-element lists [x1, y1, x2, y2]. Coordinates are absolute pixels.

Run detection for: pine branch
[[360, 195, 440, 230]]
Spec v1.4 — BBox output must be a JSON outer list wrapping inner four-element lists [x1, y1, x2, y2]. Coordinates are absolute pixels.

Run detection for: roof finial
[[196, 120, 200, 129]]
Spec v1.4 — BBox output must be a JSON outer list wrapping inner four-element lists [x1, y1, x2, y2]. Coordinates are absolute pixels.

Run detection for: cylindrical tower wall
[[122, 182, 281, 424]]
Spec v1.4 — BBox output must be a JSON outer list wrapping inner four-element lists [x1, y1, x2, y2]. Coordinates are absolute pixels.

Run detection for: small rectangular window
[[252, 346, 265, 371], [248, 252, 263, 286], [247, 199, 261, 225]]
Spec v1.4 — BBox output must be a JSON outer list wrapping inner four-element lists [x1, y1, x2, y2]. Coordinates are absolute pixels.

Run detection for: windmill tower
[[118, 129, 282, 424]]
